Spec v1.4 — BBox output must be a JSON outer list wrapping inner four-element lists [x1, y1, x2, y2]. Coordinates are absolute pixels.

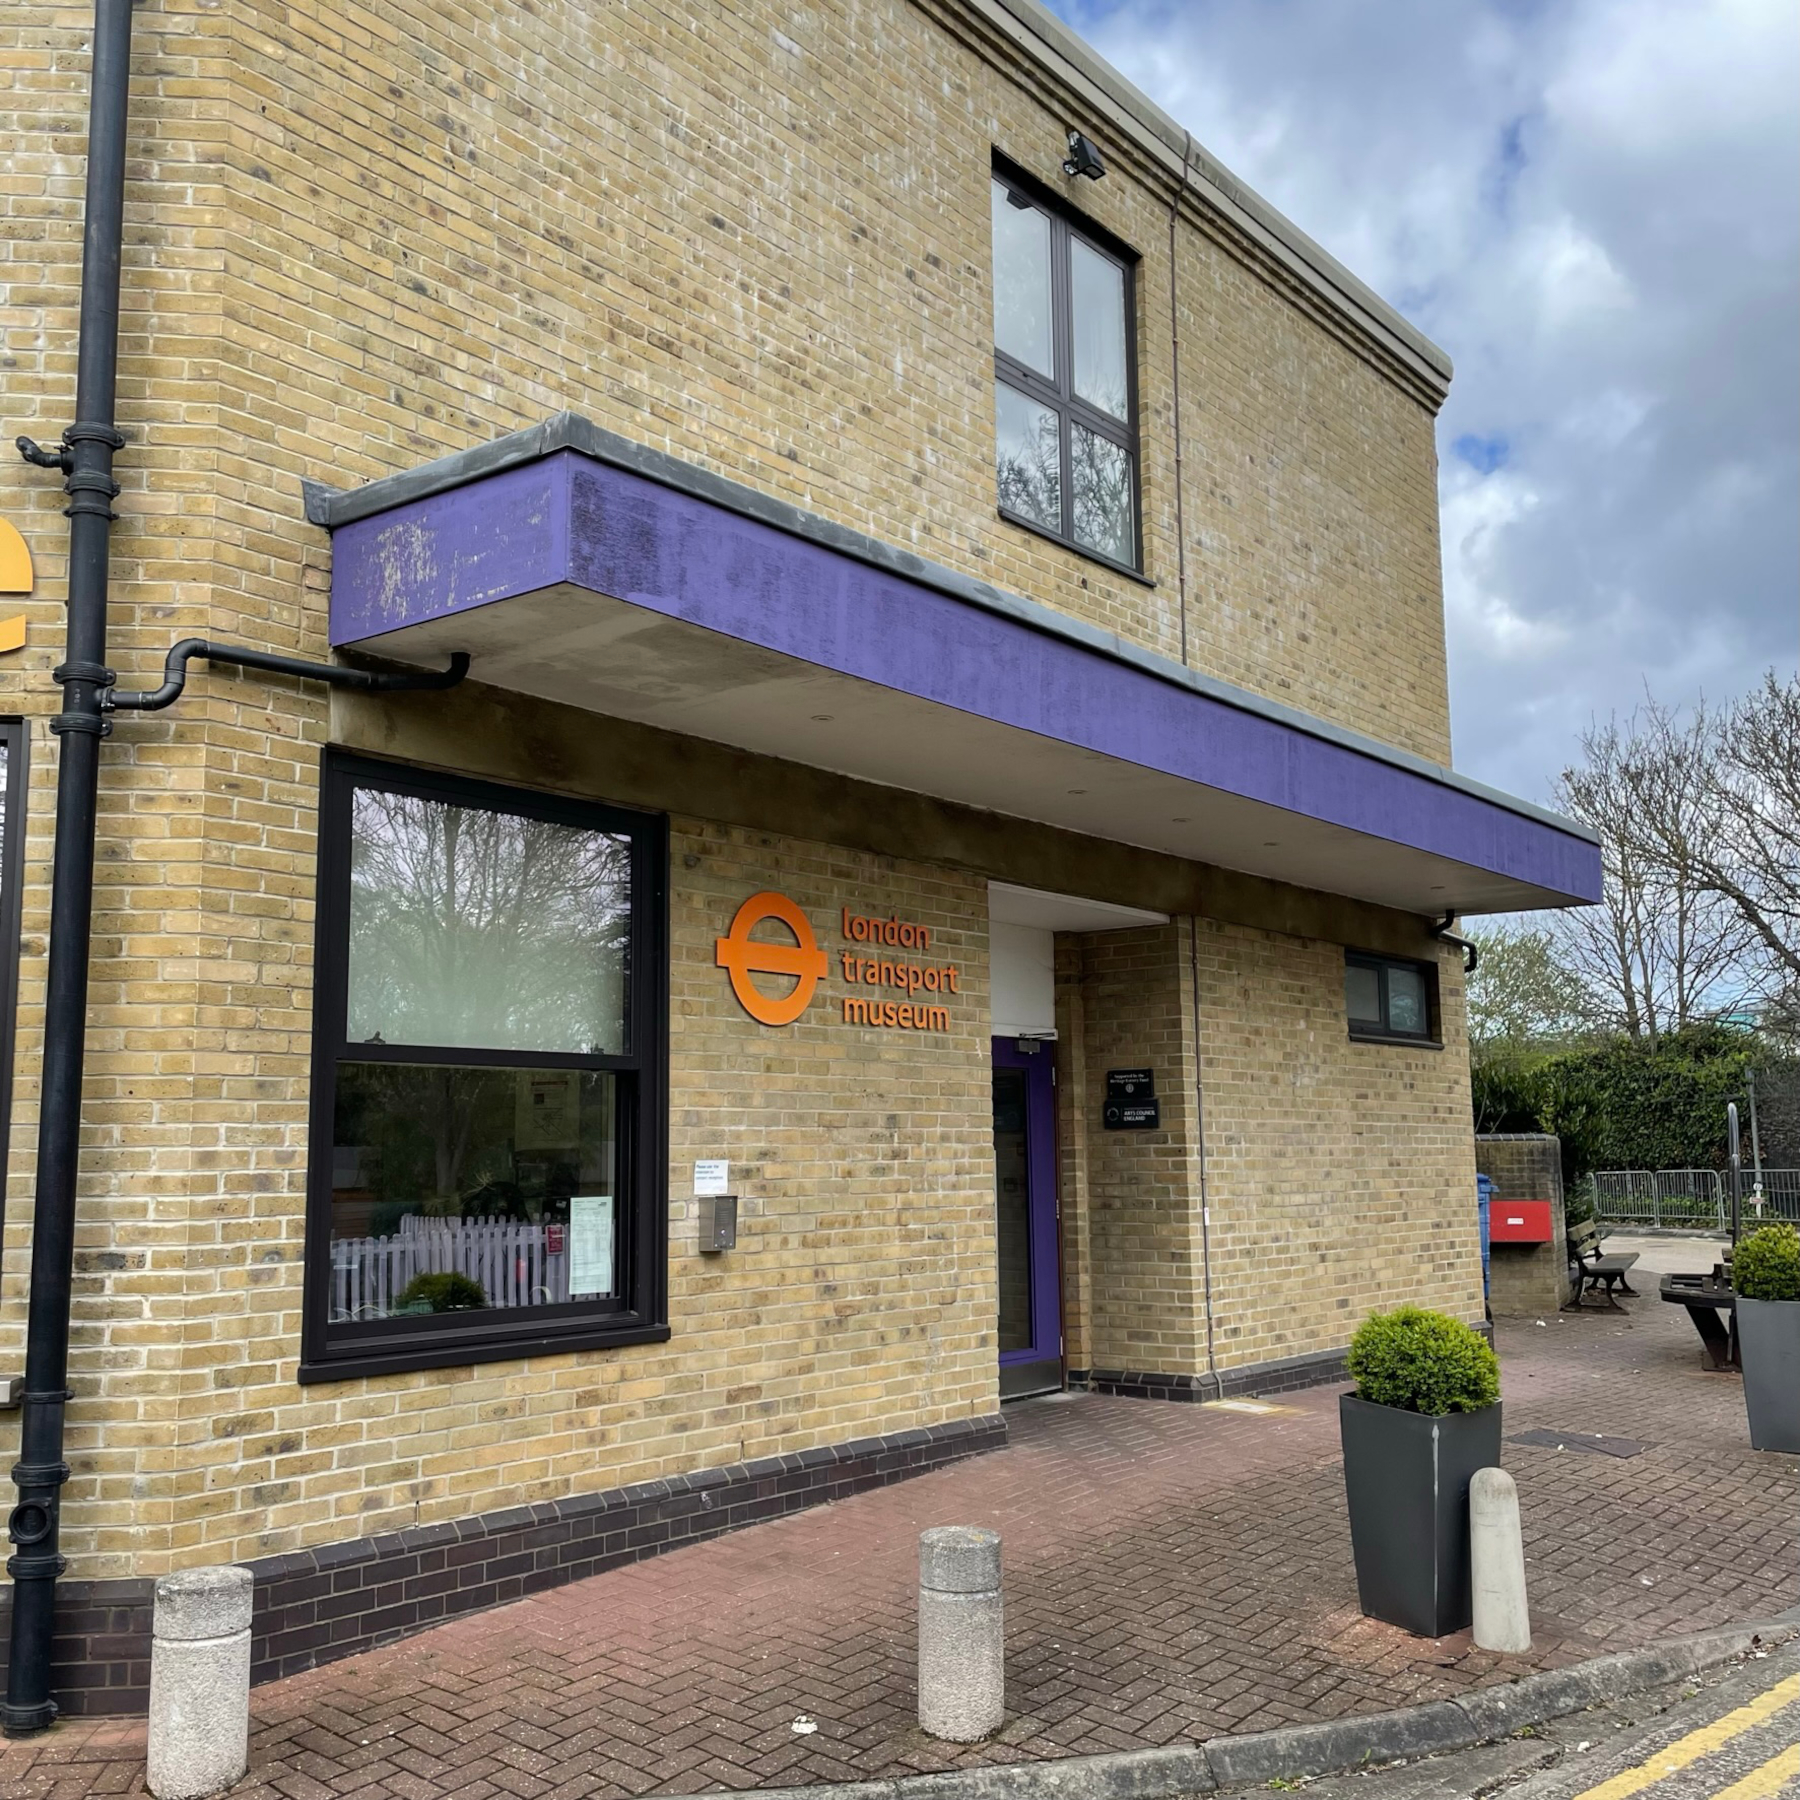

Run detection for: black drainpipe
[[3, 0, 139, 1734], [5, 1, 466, 1729]]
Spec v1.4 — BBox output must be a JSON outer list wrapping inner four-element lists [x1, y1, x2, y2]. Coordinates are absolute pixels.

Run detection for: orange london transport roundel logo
[[715, 890, 828, 1027]]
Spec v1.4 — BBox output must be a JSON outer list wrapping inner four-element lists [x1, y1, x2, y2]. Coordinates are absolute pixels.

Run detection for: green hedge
[[1471, 1025, 1782, 1185]]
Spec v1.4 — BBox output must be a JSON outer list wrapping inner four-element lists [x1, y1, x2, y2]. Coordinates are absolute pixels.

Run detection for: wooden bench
[[1566, 1218, 1640, 1309]]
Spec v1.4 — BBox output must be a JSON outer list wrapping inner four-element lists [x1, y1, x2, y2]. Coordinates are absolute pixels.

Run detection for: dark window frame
[[300, 750, 670, 1383], [991, 156, 1143, 577], [1345, 950, 1442, 1048], [0, 718, 28, 1250]]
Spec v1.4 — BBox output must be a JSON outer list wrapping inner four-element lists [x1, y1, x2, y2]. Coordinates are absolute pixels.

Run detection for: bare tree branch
[[1552, 705, 1758, 1039]]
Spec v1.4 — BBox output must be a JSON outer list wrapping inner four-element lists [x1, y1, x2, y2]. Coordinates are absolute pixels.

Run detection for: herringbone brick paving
[[5, 1272, 1796, 1799]]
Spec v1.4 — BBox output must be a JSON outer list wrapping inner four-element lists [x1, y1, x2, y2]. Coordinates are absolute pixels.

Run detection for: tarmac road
[[1251, 1636, 1799, 1799]]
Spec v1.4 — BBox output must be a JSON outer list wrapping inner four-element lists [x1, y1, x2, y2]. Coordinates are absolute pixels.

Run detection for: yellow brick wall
[[0, 0, 1473, 1580], [1058, 926, 1207, 1375], [1055, 917, 1482, 1384], [1192, 919, 1484, 1372], [199, 0, 1443, 759], [50, 796, 999, 1575]]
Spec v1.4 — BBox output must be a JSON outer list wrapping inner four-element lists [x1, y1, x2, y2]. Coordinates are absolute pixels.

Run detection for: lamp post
[[1727, 1101, 1742, 1250]]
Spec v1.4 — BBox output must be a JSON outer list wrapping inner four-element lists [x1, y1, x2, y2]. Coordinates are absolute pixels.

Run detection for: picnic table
[[1659, 1269, 1740, 1371]]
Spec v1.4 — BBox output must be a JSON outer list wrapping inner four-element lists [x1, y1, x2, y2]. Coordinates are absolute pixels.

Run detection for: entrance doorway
[[992, 1037, 1061, 1398]]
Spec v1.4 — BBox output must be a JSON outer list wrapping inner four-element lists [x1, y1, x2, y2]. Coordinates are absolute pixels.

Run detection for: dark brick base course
[[1070, 1343, 1354, 1403], [1070, 1320, 1496, 1406], [0, 1410, 1004, 1716], [0, 1579, 155, 1717]]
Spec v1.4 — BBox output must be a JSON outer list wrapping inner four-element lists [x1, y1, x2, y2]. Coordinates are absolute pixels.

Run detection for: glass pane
[[1387, 966, 1429, 1036], [1346, 962, 1382, 1024], [991, 180, 1053, 375], [329, 1062, 619, 1322], [347, 785, 632, 1054], [993, 1068, 1033, 1354], [1071, 238, 1128, 419], [996, 383, 1062, 531], [1071, 424, 1134, 564]]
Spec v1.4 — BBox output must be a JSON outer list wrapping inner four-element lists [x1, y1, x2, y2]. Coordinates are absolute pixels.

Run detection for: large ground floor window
[[301, 751, 668, 1381]]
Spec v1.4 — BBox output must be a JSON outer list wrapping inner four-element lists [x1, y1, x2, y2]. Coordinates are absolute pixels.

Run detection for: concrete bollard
[[147, 1565, 254, 1800], [1470, 1466, 1531, 1654], [917, 1526, 1003, 1741]]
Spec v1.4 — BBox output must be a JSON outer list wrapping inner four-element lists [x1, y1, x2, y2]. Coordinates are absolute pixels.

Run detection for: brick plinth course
[[5, 1294, 1793, 1800]]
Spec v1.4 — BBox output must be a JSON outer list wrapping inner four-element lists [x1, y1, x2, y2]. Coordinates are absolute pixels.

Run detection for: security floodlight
[[1062, 131, 1105, 181]]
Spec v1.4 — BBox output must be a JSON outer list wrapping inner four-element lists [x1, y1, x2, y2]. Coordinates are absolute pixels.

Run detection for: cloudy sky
[[1049, 0, 1798, 806]]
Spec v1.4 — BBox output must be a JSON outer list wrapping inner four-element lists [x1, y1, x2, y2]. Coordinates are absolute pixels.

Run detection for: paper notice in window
[[516, 1069, 579, 1151], [569, 1194, 615, 1296]]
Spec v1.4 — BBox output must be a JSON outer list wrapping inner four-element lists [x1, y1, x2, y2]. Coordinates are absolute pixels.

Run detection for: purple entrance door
[[992, 1038, 1061, 1398]]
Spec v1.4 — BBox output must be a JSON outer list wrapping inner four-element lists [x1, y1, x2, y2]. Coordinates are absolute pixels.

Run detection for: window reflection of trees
[[997, 407, 1132, 564], [1072, 428, 1133, 564], [996, 400, 1061, 531], [335, 1062, 613, 1230], [347, 791, 632, 1053]]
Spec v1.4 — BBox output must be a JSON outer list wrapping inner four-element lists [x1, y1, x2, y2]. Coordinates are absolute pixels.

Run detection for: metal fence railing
[[1594, 1169, 1800, 1229], [1750, 1169, 1800, 1225]]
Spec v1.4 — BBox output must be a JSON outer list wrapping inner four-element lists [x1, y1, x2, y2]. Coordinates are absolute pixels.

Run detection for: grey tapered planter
[[1737, 1297, 1800, 1454], [1340, 1393, 1503, 1637]]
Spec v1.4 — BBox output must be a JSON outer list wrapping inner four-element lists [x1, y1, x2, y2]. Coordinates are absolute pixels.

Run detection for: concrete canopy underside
[[318, 422, 1600, 918]]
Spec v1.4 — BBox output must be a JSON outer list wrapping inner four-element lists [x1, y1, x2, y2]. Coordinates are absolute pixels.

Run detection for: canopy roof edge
[[304, 414, 1597, 863]]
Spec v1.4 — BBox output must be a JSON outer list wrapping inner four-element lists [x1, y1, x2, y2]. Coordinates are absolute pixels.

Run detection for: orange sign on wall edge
[[0, 517, 32, 596]]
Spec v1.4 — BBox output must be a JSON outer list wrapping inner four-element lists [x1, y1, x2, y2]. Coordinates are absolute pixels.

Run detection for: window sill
[[1348, 1029, 1444, 1051], [299, 1319, 672, 1384], [997, 508, 1156, 589]]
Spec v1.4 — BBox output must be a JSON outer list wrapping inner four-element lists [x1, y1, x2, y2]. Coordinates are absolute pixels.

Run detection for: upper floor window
[[1345, 951, 1440, 1047], [991, 167, 1139, 573]]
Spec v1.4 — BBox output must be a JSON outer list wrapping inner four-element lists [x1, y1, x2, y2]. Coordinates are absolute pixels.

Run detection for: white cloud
[[1052, 0, 1799, 805]]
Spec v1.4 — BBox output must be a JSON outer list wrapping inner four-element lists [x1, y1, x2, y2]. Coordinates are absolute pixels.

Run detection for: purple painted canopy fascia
[[328, 450, 1601, 904]]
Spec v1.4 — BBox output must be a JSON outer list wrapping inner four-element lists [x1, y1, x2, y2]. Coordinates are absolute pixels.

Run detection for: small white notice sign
[[694, 1159, 730, 1197], [568, 1194, 615, 1296]]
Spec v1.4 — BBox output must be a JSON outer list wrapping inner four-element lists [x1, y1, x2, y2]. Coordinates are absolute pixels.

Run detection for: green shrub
[[1733, 1224, 1800, 1303], [1348, 1306, 1500, 1416], [394, 1271, 487, 1314]]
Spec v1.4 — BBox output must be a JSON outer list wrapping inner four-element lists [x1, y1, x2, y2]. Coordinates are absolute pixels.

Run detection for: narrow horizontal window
[[1345, 951, 1439, 1046]]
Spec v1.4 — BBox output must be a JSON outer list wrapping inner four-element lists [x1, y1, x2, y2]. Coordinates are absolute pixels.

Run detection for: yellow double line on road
[[1571, 1671, 1800, 1799]]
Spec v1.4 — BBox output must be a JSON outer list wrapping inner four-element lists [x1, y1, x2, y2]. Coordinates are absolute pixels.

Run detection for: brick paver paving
[[6, 1278, 1796, 1799]]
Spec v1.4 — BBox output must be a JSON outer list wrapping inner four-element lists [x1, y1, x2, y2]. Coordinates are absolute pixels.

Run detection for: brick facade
[[1477, 1134, 1571, 1315], [1, 0, 1491, 1709]]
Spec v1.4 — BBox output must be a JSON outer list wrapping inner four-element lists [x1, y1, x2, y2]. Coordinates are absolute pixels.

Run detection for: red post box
[[1487, 1200, 1554, 1244]]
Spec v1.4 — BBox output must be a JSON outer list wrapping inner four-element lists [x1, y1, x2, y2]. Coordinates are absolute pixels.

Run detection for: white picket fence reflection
[[330, 1214, 570, 1321]]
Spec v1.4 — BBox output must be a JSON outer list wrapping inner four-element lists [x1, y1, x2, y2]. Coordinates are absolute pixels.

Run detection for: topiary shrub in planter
[[1733, 1223, 1800, 1454], [1340, 1307, 1503, 1637], [394, 1271, 487, 1315]]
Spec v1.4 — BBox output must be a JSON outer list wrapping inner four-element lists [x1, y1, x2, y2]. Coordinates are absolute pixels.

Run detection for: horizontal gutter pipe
[[108, 640, 470, 712]]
